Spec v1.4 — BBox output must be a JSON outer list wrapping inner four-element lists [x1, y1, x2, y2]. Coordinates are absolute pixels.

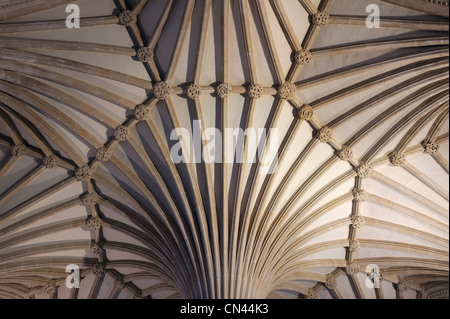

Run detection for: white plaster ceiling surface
[[0, 0, 448, 299]]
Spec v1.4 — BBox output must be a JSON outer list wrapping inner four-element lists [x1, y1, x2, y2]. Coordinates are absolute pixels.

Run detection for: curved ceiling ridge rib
[[0, 0, 448, 299]]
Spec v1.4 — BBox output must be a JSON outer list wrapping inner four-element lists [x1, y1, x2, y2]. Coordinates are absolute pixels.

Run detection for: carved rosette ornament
[[43, 155, 58, 169], [11, 143, 26, 157], [352, 188, 368, 202], [86, 216, 102, 231], [294, 49, 312, 65], [187, 83, 200, 100], [277, 82, 295, 100], [422, 140, 439, 155], [346, 261, 360, 276], [134, 104, 150, 121], [90, 241, 104, 255], [389, 151, 406, 167], [312, 11, 330, 27], [136, 46, 154, 62], [424, 0, 449, 6], [118, 10, 137, 27], [93, 262, 107, 277], [95, 146, 112, 162], [298, 104, 314, 121], [397, 278, 408, 292], [216, 83, 232, 99], [248, 83, 263, 99], [351, 215, 366, 229], [114, 126, 130, 142], [357, 163, 374, 179], [325, 274, 337, 290], [44, 280, 56, 295], [316, 126, 333, 143], [81, 192, 99, 206], [153, 81, 171, 100], [75, 165, 91, 182], [349, 239, 361, 252], [337, 145, 353, 161]]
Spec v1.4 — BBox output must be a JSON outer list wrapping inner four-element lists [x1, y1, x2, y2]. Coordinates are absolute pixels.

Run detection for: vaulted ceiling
[[0, 0, 448, 299]]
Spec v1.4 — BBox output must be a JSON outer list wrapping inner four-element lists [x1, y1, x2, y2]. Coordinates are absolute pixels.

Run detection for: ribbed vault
[[0, 0, 448, 299]]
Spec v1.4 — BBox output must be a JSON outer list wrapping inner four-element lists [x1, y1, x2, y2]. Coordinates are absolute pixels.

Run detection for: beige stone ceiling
[[0, 0, 448, 299]]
